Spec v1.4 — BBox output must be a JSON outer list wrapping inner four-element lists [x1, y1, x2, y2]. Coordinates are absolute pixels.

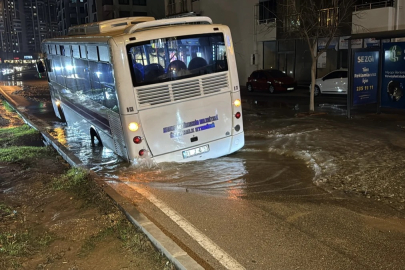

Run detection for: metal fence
[[354, 0, 394, 11]]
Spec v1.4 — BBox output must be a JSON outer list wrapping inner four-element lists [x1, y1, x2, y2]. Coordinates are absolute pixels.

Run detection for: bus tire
[[57, 106, 66, 123], [90, 128, 103, 147]]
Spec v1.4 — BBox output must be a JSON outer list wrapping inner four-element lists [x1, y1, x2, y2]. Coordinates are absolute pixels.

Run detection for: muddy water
[[2, 78, 329, 200], [44, 106, 328, 200], [46, 121, 325, 200]]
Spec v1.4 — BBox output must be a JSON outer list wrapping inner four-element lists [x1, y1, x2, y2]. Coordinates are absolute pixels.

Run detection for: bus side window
[[72, 45, 80, 58], [88, 61, 118, 110], [62, 56, 78, 92], [99, 46, 110, 62], [47, 57, 56, 82], [73, 58, 92, 96], [53, 56, 66, 86]]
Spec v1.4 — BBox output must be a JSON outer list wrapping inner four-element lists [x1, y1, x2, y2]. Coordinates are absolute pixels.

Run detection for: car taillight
[[235, 112, 241, 119], [133, 136, 142, 144], [139, 149, 146, 156]]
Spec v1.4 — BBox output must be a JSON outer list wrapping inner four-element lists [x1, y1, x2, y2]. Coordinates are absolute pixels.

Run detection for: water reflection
[[98, 147, 326, 200], [50, 127, 67, 145], [110, 157, 249, 199], [1, 80, 23, 87], [48, 123, 121, 170], [318, 103, 347, 115]]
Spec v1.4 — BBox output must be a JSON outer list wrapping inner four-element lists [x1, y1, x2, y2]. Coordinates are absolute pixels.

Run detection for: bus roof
[[43, 16, 222, 44]]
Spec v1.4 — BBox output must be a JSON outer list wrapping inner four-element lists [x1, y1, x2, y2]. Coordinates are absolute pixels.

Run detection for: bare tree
[[282, 0, 357, 112]]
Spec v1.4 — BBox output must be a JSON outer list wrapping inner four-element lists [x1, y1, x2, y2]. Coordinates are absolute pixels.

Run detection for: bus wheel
[[57, 106, 66, 122], [90, 128, 103, 147]]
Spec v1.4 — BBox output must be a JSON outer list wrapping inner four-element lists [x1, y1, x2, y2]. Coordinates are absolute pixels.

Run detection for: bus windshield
[[127, 33, 228, 87]]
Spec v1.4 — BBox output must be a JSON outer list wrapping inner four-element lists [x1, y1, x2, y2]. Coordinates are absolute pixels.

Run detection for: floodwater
[[3, 76, 405, 207], [43, 99, 336, 201], [0, 77, 346, 201], [45, 117, 329, 200]]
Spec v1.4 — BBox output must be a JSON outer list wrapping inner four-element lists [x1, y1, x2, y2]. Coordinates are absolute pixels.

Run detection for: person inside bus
[[144, 63, 165, 82], [167, 60, 190, 79], [188, 57, 208, 75]]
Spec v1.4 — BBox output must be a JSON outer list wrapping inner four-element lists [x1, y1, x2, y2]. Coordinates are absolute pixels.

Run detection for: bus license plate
[[182, 145, 210, 159]]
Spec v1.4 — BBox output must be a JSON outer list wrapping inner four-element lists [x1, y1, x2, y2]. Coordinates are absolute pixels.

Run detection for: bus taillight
[[235, 112, 241, 119], [128, 122, 139, 131], [234, 99, 241, 107], [133, 136, 142, 144], [139, 149, 146, 156]]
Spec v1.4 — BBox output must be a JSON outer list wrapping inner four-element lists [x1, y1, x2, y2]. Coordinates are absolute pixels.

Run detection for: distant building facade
[[56, 0, 165, 36], [0, 0, 57, 63], [56, 0, 88, 36], [89, 0, 165, 22]]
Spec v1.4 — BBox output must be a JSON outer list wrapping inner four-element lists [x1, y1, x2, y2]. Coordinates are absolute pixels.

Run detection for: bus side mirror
[[36, 61, 45, 73]]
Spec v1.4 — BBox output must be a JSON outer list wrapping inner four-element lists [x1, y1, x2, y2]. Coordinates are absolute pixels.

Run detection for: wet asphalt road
[[1, 75, 405, 269]]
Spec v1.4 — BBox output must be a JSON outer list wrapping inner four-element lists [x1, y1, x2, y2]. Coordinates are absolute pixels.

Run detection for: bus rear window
[[127, 33, 228, 87]]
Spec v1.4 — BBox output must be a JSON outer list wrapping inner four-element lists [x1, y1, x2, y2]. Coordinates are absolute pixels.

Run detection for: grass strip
[[0, 125, 41, 146], [0, 146, 54, 163], [2, 100, 14, 112]]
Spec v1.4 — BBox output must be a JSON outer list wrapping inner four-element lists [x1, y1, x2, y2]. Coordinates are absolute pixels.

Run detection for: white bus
[[42, 16, 244, 163]]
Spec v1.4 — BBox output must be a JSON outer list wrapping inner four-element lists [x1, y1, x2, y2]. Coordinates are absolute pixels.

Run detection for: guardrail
[[354, 0, 393, 11]]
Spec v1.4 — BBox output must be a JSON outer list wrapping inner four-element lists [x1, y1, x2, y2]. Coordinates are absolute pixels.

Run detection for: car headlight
[[274, 80, 283, 84]]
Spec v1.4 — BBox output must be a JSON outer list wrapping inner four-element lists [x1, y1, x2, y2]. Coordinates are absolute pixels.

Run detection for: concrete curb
[[0, 89, 204, 270]]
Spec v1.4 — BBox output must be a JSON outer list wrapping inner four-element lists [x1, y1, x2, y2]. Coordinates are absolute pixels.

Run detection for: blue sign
[[353, 51, 379, 105], [382, 42, 405, 109]]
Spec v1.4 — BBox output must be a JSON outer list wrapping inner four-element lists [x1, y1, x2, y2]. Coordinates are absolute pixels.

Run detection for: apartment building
[[56, 0, 165, 35], [88, 0, 164, 22], [56, 0, 87, 36], [164, 0, 405, 86], [0, 0, 57, 63]]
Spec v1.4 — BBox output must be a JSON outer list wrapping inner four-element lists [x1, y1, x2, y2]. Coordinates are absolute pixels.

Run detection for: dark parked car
[[246, 69, 296, 94]]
